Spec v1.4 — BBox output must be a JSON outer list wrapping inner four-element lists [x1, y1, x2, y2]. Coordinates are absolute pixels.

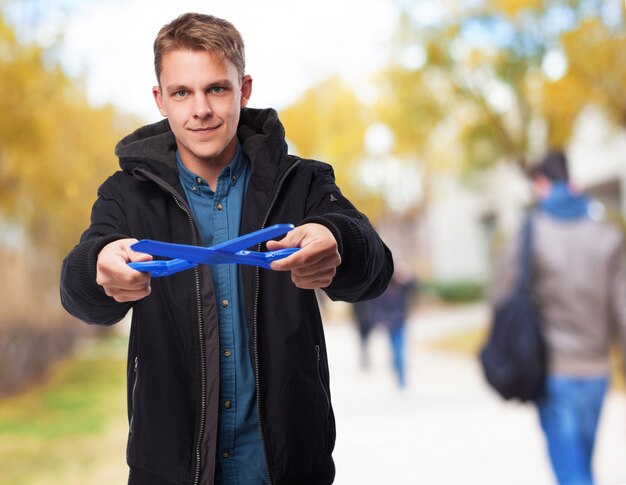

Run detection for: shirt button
[[191, 186, 198, 192], [223, 349, 231, 357], [196, 177, 202, 184], [224, 400, 232, 409], [222, 299, 229, 308], [222, 450, 230, 459], [216, 202, 223, 210]]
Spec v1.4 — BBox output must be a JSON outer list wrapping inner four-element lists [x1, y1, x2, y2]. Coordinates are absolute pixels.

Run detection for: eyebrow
[[165, 79, 235, 93]]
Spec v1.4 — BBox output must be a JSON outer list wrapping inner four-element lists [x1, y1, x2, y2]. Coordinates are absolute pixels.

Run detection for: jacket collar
[[115, 108, 293, 186], [238, 108, 293, 180]]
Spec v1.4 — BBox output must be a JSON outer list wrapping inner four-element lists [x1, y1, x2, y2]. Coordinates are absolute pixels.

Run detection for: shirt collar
[[176, 143, 246, 192]]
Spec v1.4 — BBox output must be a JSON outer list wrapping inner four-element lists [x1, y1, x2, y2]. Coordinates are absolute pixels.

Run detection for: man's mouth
[[190, 122, 222, 133], [191, 126, 219, 132]]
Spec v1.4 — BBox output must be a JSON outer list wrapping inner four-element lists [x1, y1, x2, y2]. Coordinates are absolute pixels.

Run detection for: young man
[[60, 13, 393, 485], [490, 151, 626, 485]]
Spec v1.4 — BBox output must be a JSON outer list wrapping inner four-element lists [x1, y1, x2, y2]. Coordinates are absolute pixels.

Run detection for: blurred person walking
[[59, 12, 393, 485], [489, 150, 626, 485], [351, 297, 377, 370], [353, 265, 418, 388]]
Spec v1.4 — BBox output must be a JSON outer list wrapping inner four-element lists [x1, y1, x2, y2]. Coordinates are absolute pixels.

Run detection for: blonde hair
[[153, 13, 246, 82]]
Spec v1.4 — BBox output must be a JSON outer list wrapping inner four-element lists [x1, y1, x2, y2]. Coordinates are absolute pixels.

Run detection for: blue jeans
[[536, 375, 608, 485], [388, 324, 406, 388]]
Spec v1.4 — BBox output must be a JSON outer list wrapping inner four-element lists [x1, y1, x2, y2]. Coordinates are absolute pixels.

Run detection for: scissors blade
[[208, 224, 294, 252], [131, 240, 214, 263]]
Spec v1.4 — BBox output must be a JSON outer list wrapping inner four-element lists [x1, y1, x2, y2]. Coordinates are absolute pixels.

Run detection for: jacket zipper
[[129, 356, 139, 434], [170, 195, 206, 485], [135, 169, 206, 485], [253, 159, 301, 485]]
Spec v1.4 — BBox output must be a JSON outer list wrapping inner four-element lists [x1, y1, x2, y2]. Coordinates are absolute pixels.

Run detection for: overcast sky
[[9, 0, 400, 122]]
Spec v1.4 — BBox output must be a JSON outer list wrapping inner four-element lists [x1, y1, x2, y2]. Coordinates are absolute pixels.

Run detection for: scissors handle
[[229, 247, 300, 270], [128, 259, 197, 277]]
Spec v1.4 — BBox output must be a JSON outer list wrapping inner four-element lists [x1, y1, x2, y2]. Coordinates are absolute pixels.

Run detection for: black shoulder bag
[[479, 215, 546, 402]]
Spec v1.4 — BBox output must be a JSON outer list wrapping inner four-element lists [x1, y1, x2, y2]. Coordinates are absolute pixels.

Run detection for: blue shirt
[[177, 147, 268, 485]]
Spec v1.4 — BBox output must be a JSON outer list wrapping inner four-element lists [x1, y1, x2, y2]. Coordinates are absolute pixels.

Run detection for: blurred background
[[0, 0, 625, 483]]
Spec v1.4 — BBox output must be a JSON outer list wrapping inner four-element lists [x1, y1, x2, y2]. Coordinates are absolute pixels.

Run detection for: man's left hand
[[267, 223, 341, 289]]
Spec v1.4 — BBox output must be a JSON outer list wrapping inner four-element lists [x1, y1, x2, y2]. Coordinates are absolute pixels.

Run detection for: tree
[[380, 0, 626, 173], [279, 76, 387, 219], [0, 12, 137, 332], [0, 14, 134, 260], [553, 17, 626, 128]]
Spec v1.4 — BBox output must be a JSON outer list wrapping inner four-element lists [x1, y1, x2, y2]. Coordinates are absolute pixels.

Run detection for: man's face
[[153, 49, 252, 172]]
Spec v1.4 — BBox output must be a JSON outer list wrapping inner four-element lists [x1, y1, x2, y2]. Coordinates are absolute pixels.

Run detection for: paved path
[[324, 302, 626, 485]]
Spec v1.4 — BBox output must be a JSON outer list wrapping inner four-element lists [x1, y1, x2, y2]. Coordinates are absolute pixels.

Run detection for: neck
[[179, 143, 238, 190]]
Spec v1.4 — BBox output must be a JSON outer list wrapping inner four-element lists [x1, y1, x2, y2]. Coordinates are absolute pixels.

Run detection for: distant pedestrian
[[352, 298, 377, 370], [489, 150, 626, 485], [353, 265, 418, 388]]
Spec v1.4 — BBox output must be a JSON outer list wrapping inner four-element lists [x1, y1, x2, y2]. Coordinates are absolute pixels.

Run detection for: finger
[[99, 275, 151, 298], [270, 247, 326, 271], [291, 269, 336, 289], [266, 230, 303, 251], [118, 273, 152, 290], [123, 239, 153, 263], [98, 275, 151, 293], [97, 264, 151, 290], [271, 247, 340, 272], [127, 249, 153, 263], [288, 254, 338, 277], [265, 239, 284, 251], [293, 243, 341, 271]]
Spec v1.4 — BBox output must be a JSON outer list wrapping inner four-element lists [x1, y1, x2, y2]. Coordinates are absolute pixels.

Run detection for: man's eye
[[210, 87, 225, 94], [174, 91, 187, 97]]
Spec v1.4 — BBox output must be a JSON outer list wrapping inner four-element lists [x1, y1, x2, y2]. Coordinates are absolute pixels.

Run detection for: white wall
[[426, 175, 489, 281], [569, 107, 626, 214]]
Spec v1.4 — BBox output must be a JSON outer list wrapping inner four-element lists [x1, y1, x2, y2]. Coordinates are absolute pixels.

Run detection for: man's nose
[[193, 96, 212, 118]]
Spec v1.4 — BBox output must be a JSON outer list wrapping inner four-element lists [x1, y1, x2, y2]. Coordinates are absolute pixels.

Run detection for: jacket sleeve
[[60, 174, 133, 325], [608, 234, 626, 375], [299, 162, 394, 302]]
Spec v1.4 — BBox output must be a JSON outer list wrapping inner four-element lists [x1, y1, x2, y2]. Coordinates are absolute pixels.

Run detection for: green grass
[[0, 334, 129, 484]]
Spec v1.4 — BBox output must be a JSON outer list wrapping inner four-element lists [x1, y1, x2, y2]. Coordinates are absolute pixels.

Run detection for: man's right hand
[[96, 239, 153, 302]]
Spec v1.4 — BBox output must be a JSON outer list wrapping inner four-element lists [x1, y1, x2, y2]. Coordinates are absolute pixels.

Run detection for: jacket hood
[[115, 118, 177, 173], [238, 107, 290, 172], [114, 108, 293, 179]]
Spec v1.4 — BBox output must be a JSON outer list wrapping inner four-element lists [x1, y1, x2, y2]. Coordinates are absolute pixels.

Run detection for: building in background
[[404, 108, 626, 288]]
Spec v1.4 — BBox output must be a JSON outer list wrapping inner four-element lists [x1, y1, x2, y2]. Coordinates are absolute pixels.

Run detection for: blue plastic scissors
[[128, 223, 299, 277]]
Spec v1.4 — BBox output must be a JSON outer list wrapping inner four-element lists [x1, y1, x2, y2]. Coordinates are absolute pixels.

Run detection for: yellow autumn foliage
[[378, 0, 626, 177], [278, 76, 386, 219], [561, 19, 626, 126], [0, 15, 136, 260], [0, 14, 138, 327]]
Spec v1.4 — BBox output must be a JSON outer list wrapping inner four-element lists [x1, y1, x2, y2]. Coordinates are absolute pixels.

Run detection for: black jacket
[[60, 108, 393, 485]]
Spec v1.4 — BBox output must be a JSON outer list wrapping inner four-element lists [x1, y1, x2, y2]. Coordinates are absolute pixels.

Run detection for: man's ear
[[240, 75, 253, 108], [153, 86, 167, 117]]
